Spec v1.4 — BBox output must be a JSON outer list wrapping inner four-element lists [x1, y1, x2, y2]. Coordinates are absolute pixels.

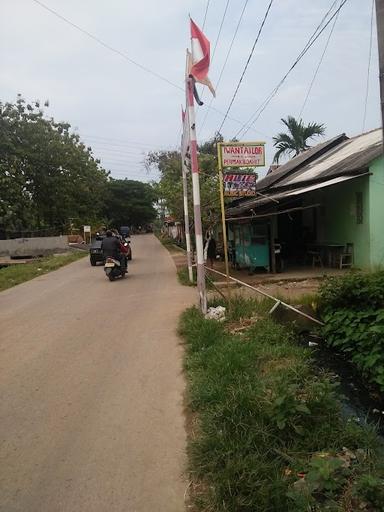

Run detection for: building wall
[[318, 176, 371, 268], [368, 156, 384, 268]]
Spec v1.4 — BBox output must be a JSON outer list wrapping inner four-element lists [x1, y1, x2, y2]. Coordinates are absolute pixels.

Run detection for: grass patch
[[177, 266, 197, 287], [0, 251, 86, 292], [180, 299, 384, 511]]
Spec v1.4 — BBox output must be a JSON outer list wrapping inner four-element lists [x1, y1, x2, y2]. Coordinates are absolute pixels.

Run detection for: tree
[[0, 96, 109, 233], [146, 134, 223, 231], [272, 116, 325, 163], [103, 179, 157, 228]]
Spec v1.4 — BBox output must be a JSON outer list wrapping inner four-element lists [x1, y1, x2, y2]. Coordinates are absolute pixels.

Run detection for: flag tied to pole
[[188, 18, 216, 97]]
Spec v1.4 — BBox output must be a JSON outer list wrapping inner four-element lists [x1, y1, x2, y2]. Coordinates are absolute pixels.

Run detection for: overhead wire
[[299, 0, 341, 119], [31, 0, 184, 92], [199, 0, 249, 137], [216, 0, 275, 135], [235, 0, 348, 139], [197, 0, 231, 105], [362, 0, 375, 132], [202, 0, 211, 30]]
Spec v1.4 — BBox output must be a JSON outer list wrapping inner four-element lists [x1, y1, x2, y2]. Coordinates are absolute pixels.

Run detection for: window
[[356, 192, 363, 224]]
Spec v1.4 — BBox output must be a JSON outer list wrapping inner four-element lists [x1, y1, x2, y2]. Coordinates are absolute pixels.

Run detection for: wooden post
[[186, 77, 207, 313], [217, 143, 231, 301], [376, 0, 384, 145]]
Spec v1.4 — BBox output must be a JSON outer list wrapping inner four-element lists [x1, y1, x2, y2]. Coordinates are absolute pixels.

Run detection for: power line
[[198, 0, 231, 105], [216, 0, 275, 135], [202, 0, 211, 30], [31, 0, 183, 92], [236, 0, 348, 139], [199, 0, 249, 136], [299, 0, 341, 119], [362, 0, 375, 132]]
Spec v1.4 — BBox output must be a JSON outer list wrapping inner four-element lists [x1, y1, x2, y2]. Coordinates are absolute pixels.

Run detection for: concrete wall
[[0, 236, 68, 257], [368, 156, 384, 268]]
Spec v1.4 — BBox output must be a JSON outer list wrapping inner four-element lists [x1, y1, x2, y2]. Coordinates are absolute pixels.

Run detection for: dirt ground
[[0, 234, 196, 512]]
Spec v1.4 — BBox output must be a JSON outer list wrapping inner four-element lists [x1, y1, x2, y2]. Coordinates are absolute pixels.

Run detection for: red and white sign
[[219, 142, 265, 168]]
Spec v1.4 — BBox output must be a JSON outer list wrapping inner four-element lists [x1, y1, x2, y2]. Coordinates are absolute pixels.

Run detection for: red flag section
[[189, 19, 216, 97]]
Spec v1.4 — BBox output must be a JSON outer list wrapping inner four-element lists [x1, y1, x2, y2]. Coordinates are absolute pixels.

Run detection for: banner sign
[[223, 173, 257, 197], [218, 142, 265, 168]]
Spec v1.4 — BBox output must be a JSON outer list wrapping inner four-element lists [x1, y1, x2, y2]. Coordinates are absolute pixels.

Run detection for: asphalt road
[[0, 234, 196, 512]]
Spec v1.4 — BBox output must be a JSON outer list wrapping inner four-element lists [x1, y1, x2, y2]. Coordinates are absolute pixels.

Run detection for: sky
[[0, 0, 381, 182]]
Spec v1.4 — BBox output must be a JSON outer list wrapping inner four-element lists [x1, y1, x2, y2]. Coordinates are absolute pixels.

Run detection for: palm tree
[[272, 116, 325, 163]]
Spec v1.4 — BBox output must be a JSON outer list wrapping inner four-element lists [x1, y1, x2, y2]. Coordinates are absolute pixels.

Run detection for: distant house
[[226, 129, 383, 271]]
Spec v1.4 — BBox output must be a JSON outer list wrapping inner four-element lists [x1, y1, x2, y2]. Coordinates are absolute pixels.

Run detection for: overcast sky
[[1, 0, 381, 181]]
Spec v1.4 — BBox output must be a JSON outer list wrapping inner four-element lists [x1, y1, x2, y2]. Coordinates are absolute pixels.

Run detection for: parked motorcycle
[[104, 257, 127, 281]]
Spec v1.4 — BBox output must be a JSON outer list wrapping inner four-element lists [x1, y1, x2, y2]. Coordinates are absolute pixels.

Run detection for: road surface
[[0, 235, 196, 512]]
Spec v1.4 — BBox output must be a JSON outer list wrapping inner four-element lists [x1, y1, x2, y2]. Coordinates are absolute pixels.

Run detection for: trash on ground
[[205, 306, 226, 322]]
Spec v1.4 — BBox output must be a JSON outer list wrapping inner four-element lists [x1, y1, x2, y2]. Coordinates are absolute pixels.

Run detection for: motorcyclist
[[101, 230, 127, 272]]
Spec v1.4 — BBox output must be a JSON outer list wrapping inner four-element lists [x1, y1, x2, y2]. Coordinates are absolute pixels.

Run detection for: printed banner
[[219, 142, 265, 168], [223, 173, 257, 197]]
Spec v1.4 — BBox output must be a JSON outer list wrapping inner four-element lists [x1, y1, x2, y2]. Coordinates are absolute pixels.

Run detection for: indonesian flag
[[189, 19, 216, 97]]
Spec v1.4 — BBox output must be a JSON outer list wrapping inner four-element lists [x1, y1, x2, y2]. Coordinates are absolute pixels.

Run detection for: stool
[[307, 250, 323, 268], [339, 243, 353, 269]]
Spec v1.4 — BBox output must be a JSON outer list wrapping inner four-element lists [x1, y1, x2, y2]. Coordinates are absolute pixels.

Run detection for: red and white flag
[[188, 18, 215, 97]]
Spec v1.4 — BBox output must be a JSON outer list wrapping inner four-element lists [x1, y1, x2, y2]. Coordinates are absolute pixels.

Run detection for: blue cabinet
[[232, 223, 270, 271]]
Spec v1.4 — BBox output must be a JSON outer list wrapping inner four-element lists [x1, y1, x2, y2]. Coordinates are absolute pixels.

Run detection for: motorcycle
[[104, 256, 127, 281]]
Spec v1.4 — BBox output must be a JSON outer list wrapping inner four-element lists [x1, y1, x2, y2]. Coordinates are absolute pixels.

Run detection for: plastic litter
[[205, 306, 226, 322]]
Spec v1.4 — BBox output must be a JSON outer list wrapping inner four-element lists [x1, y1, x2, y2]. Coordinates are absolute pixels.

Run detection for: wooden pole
[[217, 143, 231, 301], [186, 77, 207, 313], [376, 0, 384, 145], [180, 128, 194, 283]]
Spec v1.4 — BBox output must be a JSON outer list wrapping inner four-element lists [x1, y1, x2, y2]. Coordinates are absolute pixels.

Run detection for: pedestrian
[[204, 233, 217, 269]]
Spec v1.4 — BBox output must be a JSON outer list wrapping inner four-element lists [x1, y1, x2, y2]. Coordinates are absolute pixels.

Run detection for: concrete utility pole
[[376, 0, 384, 144]]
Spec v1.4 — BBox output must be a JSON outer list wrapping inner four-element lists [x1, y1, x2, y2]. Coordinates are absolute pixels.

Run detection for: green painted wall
[[368, 156, 384, 268], [314, 176, 371, 268]]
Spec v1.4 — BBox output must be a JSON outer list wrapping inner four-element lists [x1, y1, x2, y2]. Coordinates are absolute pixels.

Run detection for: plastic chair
[[339, 243, 353, 269], [307, 250, 323, 268]]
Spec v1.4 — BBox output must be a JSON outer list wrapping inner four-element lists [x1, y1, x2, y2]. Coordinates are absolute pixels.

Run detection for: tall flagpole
[[186, 76, 207, 313], [181, 136, 194, 283]]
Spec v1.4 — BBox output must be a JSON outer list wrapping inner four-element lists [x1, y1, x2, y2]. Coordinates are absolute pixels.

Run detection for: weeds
[[0, 251, 86, 291], [180, 299, 384, 511]]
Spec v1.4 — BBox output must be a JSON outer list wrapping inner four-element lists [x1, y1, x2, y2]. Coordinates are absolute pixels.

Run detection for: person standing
[[204, 233, 217, 269]]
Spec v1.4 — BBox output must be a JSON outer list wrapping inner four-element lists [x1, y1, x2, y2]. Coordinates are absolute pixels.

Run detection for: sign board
[[223, 173, 257, 197], [218, 142, 265, 168], [83, 225, 91, 233]]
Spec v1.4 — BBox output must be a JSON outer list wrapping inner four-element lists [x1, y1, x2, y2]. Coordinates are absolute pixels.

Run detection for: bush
[[319, 271, 384, 390], [180, 304, 384, 511]]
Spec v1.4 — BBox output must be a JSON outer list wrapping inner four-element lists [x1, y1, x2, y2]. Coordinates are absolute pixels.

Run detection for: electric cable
[[199, 0, 249, 136], [202, 0, 211, 30], [235, 0, 348, 139], [299, 0, 341, 119], [31, 0, 183, 92], [362, 0, 375, 132], [216, 0, 275, 135]]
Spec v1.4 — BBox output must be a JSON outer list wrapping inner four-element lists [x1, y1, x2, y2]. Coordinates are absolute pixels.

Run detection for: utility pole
[[181, 148, 194, 283], [376, 0, 384, 144], [186, 76, 207, 313]]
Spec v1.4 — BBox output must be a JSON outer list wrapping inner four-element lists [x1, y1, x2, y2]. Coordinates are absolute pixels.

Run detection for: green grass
[[180, 298, 384, 511], [177, 266, 197, 287], [0, 251, 87, 292]]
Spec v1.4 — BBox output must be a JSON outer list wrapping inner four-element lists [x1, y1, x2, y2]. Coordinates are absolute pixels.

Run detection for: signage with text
[[218, 142, 265, 168], [223, 173, 257, 197]]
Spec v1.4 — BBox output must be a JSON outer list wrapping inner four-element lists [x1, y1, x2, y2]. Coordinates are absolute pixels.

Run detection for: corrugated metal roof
[[226, 173, 370, 217], [227, 129, 382, 217], [255, 133, 348, 191], [279, 129, 382, 188]]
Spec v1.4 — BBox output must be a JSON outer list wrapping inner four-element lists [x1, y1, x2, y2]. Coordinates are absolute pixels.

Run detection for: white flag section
[[189, 19, 215, 97]]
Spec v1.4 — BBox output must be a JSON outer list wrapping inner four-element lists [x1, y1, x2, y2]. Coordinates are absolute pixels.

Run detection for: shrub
[[319, 271, 384, 390]]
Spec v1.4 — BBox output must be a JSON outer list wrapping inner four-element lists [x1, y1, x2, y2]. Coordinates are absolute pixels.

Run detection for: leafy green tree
[[146, 133, 223, 231], [272, 116, 325, 163], [104, 179, 157, 228], [0, 96, 109, 232]]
